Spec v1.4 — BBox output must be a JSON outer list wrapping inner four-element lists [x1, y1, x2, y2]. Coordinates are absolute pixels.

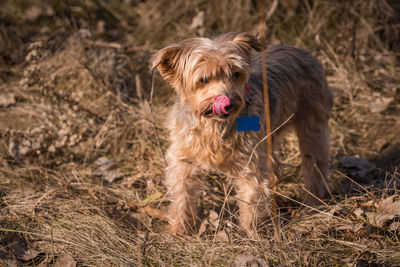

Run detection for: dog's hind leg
[[294, 109, 331, 206]]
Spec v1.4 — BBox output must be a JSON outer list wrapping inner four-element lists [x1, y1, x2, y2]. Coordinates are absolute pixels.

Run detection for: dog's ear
[[151, 45, 181, 83], [233, 32, 263, 54]]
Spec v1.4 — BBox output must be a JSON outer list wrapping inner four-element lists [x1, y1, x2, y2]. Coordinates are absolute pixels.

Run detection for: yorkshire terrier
[[151, 32, 333, 236]]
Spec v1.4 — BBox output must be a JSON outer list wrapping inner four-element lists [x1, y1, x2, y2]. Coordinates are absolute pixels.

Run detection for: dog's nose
[[225, 98, 236, 112]]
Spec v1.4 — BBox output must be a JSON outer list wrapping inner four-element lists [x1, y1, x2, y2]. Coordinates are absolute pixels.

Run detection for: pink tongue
[[213, 95, 231, 115]]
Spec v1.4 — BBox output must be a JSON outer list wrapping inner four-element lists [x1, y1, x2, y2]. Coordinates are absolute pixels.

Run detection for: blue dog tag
[[236, 116, 260, 132]]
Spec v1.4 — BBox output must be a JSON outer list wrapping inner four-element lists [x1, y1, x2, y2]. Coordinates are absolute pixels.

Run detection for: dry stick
[[301, 186, 330, 208], [241, 114, 294, 174], [141, 71, 168, 266], [32, 188, 62, 215], [149, 70, 168, 166], [258, 0, 273, 184], [314, 163, 334, 200], [289, 164, 332, 211], [258, 0, 280, 244], [335, 170, 376, 199], [270, 190, 352, 223], [82, 39, 122, 49], [50, 222, 56, 266], [139, 179, 178, 266], [0, 228, 90, 249]]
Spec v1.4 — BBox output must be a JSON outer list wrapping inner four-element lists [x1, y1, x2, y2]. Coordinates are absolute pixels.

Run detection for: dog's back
[[248, 45, 333, 128]]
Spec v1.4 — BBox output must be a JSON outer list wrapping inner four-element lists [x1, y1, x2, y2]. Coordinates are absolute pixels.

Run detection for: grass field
[[1, 0, 400, 266]]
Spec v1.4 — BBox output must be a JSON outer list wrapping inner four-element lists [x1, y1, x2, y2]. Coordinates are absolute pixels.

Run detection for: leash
[[258, 0, 282, 246], [258, 2, 273, 176]]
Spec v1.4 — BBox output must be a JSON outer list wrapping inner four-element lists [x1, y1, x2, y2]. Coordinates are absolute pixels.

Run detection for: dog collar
[[244, 83, 252, 108], [245, 83, 250, 93], [236, 83, 260, 132]]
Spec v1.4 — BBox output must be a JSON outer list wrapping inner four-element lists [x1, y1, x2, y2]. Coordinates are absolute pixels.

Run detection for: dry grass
[[0, 0, 400, 266]]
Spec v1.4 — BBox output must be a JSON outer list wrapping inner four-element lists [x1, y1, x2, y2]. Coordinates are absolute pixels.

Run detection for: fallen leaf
[[198, 210, 220, 236], [189, 11, 204, 30], [353, 207, 364, 218], [384, 82, 398, 91], [360, 200, 374, 208], [330, 204, 347, 215], [189, 11, 205, 36], [365, 195, 400, 228], [92, 157, 124, 184], [208, 210, 220, 230], [95, 157, 114, 168], [25, 4, 54, 20], [336, 224, 352, 231], [209, 210, 218, 221], [388, 221, 400, 231], [0, 156, 9, 169], [141, 206, 167, 221], [352, 222, 364, 233], [0, 93, 15, 107], [215, 230, 230, 242], [368, 96, 393, 113], [197, 219, 208, 236], [374, 139, 387, 151], [230, 254, 267, 267], [0, 248, 18, 267], [55, 254, 76, 267], [141, 192, 163, 204], [11, 242, 45, 264], [335, 223, 364, 233]]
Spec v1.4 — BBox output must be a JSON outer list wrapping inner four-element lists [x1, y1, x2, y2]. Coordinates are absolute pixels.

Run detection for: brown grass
[[0, 0, 400, 266]]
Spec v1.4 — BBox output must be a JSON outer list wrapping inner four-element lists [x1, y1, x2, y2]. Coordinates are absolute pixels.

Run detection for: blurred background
[[0, 0, 399, 266]]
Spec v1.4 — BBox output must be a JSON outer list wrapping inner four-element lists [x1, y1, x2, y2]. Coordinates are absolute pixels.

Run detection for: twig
[[265, 0, 279, 21], [50, 222, 56, 266], [314, 163, 334, 200], [82, 37, 157, 53], [0, 228, 101, 251], [32, 188, 62, 215], [141, 70, 168, 265], [127, 46, 158, 53], [149, 70, 168, 166], [241, 113, 294, 176], [271, 190, 352, 223], [335, 170, 376, 199], [301, 186, 330, 208], [83, 39, 122, 49], [135, 74, 143, 101]]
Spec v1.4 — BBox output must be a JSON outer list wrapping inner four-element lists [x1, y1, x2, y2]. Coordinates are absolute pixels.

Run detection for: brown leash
[[258, 0, 281, 244]]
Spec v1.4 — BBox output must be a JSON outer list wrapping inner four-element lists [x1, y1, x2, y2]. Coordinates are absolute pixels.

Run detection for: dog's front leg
[[235, 172, 269, 237], [165, 157, 201, 235]]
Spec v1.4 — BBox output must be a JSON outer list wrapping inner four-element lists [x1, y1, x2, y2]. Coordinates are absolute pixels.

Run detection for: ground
[[0, 0, 400, 266]]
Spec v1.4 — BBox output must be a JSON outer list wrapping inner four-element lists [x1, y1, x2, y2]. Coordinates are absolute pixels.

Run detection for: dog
[[151, 32, 333, 236]]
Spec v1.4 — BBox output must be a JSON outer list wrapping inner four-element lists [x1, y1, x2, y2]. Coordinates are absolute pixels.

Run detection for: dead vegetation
[[0, 0, 399, 266]]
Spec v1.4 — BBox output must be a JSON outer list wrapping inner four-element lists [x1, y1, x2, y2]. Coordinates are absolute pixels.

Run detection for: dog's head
[[151, 32, 262, 121]]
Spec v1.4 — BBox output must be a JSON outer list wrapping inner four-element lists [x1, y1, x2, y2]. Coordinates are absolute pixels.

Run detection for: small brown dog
[[152, 32, 333, 236]]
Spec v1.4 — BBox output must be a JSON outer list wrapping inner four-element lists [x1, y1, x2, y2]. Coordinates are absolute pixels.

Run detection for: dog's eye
[[232, 72, 241, 81], [200, 77, 210, 84]]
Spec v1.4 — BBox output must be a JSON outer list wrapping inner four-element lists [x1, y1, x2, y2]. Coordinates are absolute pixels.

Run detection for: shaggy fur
[[151, 32, 333, 236]]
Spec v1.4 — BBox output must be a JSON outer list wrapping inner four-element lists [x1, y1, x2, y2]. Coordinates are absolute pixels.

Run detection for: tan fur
[[151, 32, 333, 236]]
